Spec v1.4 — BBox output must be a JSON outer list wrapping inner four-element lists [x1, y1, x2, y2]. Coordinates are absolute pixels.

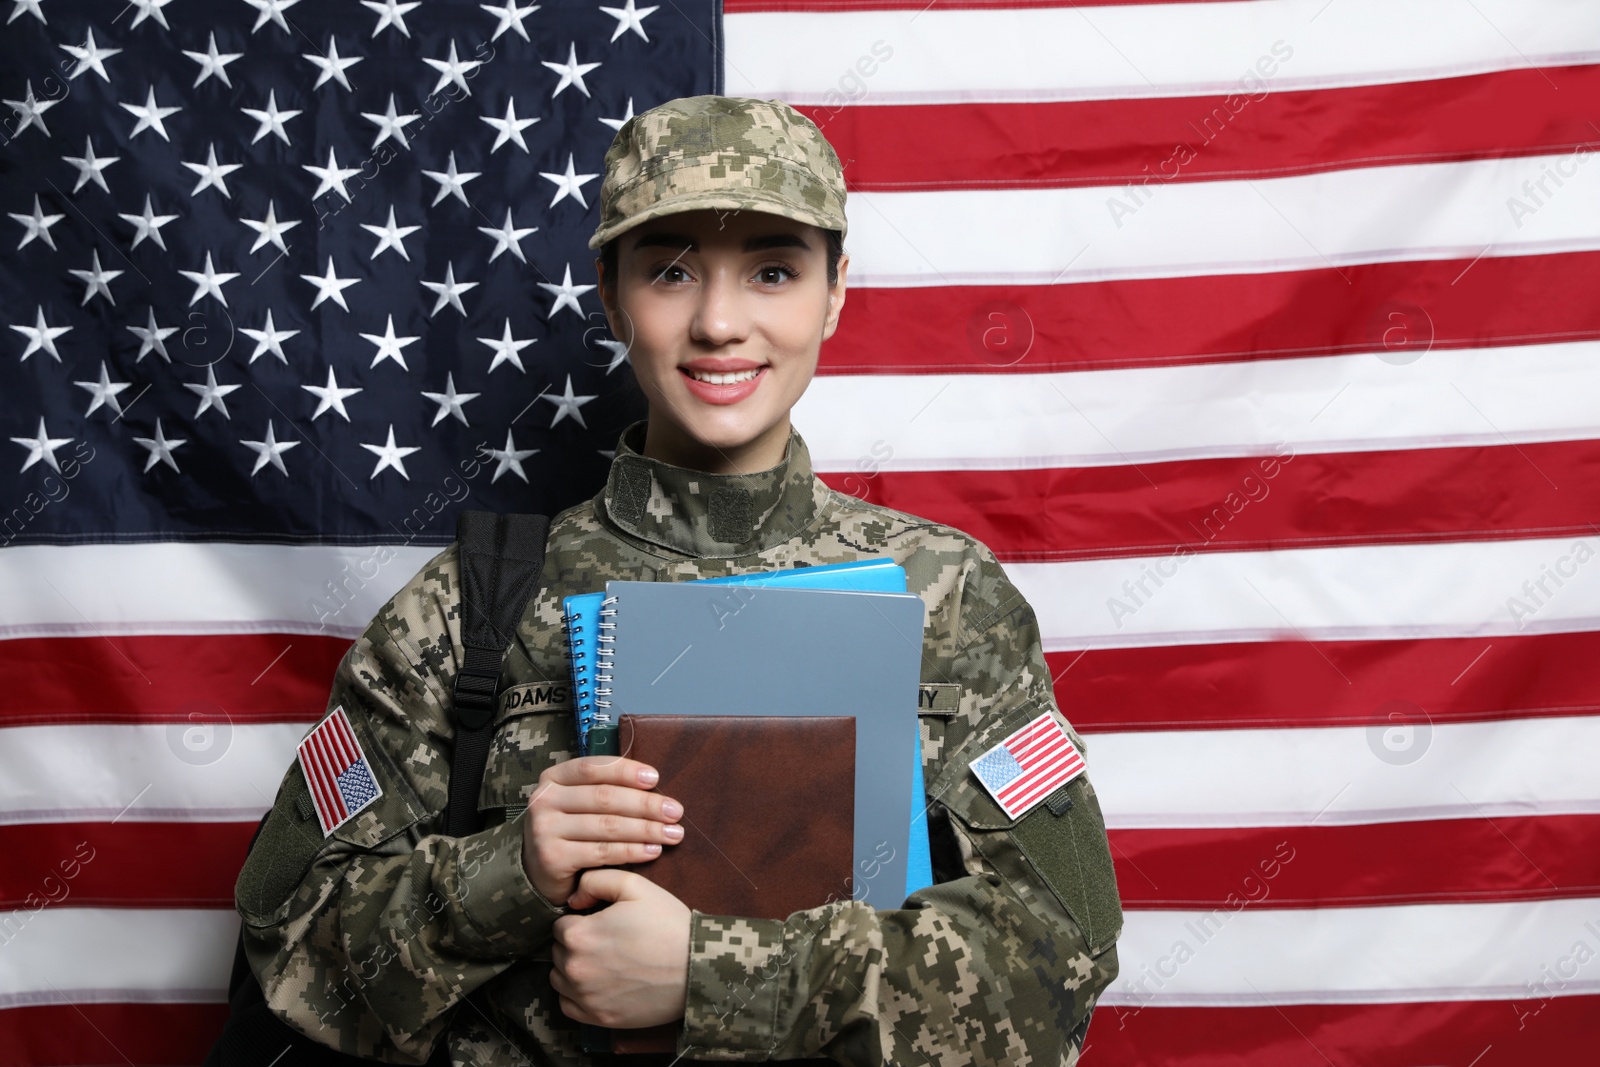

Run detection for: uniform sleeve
[[677, 561, 1123, 1066], [234, 552, 565, 1064]]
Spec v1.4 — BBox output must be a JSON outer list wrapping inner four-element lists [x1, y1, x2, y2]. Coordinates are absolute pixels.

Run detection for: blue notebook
[[562, 558, 935, 900]]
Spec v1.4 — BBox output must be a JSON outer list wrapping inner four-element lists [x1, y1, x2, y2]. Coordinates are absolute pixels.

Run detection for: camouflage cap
[[587, 94, 848, 251]]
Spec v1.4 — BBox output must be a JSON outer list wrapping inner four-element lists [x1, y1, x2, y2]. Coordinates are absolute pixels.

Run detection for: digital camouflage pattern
[[587, 95, 849, 251], [236, 421, 1123, 1066]]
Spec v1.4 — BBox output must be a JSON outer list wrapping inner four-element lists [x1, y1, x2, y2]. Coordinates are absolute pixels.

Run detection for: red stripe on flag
[[803, 65, 1600, 191], [7, 813, 1594, 913], [1053, 632, 1600, 733], [0, 822, 251, 909], [0, 632, 348, 728], [327, 708, 357, 766], [1001, 753, 1084, 810], [0, 1002, 229, 1067], [816, 252, 1600, 375], [1110, 816, 1600, 910], [1081, 996, 1600, 1067], [313, 727, 350, 822], [302, 728, 346, 826], [821, 440, 1600, 564]]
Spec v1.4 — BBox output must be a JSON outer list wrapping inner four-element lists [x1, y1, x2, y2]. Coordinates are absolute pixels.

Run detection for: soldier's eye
[[651, 262, 691, 285], [755, 263, 797, 285]]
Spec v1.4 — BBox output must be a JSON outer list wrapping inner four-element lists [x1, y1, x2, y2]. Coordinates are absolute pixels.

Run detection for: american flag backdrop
[[3, 0, 1600, 1064]]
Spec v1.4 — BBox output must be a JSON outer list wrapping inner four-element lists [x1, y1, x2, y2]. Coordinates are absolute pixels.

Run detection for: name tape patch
[[499, 681, 572, 714], [969, 712, 1086, 820], [297, 706, 384, 837]]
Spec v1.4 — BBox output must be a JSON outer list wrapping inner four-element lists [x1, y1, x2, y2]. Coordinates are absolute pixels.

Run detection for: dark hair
[[599, 226, 843, 292]]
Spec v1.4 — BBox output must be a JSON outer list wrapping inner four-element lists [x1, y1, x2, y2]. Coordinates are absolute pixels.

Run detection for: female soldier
[[236, 95, 1122, 1066]]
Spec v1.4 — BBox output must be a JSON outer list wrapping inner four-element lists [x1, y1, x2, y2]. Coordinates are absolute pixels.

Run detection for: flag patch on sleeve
[[970, 712, 1086, 820], [297, 706, 384, 837]]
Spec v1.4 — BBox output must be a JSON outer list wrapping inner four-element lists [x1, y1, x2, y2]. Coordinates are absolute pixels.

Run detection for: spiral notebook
[[594, 579, 926, 910], [562, 558, 934, 899]]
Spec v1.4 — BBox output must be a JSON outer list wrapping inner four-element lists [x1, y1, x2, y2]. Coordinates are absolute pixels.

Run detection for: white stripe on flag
[[0, 722, 304, 824], [728, 0, 1600, 103], [0, 542, 440, 639], [1006, 534, 1600, 651], [835, 152, 1600, 287], [0, 906, 235, 1010], [797, 342, 1600, 472], [1086, 714, 1600, 829], [1102, 897, 1600, 1006], [6, 897, 1596, 1010]]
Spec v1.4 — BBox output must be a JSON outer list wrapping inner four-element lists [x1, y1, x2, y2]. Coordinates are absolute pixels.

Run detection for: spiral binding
[[593, 595, 619, 712], [562, 605, 593, 727]]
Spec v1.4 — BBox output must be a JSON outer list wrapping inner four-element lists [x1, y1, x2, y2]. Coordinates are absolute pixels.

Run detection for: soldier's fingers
[[543, 755, 660, 789], [549, 783, 683, 823], [561, 837, 664, 870], [558, 812, 685, 846]]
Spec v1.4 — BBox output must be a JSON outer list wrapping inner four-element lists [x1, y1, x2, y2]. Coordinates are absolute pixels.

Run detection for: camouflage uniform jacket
[[236, 420, 1123, 1067]]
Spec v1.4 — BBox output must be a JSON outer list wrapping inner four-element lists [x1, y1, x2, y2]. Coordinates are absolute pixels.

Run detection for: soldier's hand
[[522, 756, 685, 906]]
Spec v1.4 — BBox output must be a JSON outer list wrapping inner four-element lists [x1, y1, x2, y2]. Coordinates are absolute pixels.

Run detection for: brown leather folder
[[607, 713, 855, 1054]]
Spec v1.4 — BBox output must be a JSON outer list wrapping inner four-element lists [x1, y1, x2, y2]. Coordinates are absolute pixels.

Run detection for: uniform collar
[[598, 420, 821, 558]]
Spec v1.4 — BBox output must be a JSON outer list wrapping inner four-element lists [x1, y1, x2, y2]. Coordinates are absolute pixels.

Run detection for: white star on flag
[[242, 89, 301, 145], [481, 0, 538, 41], [360, 314, 420, 369], [486, 429, 538, 482], [479, 207, 536, 263], [133, 419, 187, 474], [178, 252, 240, 308], [128, 307, 177, 362], [600, 97, 636, 132], [421, 262, 477, 317], [302, 366, 362, 421], [303, 36, 364, 92], [362, 0, 420, 37], [63, 137, 119, 194], [483, 97, 539, 153], [543, 374, 597, 428], [600, 0, 658, 42], [11, 304, 72, 362], [68, 249, 122, 306], [478, 318, 537, 373], [421, 373, 480, 426], [422, 151, 480, 207], [183, 363, 242, 420], [126, 0, 175, 31], [361, 424, 421, 480], [361, 206, 420, 261], [183, 31, 243, 88], [241, 200, 301, 255], [118, 194, 177, 251], [10, 194, 64, 250], [241, 309, 300, 364], [5, 80, 58, 137], [300, 256, 361, 311], [542, 42, 600, 98], [424, 40, 484, 97], [243, 0, 302, 34], [304, 146, 362, 202], [74, 361, 131, 417], [240, 421, 300, 476], [537, 263, 594, 320], [361, 93, 419, 149], [10, 418, 72, 473], [540, 153, 599, 209], [182, 143, 243, 199], [60, 28, 121, 82], [119, 85, 182, 141]]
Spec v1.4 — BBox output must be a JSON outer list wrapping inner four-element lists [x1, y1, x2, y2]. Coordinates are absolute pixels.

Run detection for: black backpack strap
[[445, 509, 551, 837]]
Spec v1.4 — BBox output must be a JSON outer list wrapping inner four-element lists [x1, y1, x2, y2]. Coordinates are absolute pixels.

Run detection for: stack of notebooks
[[560, 559, 932, 1054]]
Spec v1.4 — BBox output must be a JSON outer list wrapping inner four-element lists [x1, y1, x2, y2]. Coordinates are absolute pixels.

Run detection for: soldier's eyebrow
[[632, 232, 812, 253]]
